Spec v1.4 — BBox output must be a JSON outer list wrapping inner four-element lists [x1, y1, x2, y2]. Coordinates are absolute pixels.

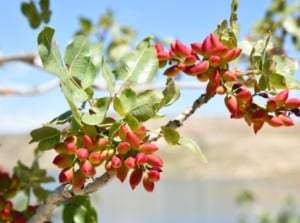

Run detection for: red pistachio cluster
[[155, 34, 300, 133], [52, 124, 163, 192], [0, 165, 40, 223], [155, 33, 241, 98], [225, 87, 300, 133]]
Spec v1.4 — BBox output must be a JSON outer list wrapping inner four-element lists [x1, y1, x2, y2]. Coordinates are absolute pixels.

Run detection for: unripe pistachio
[[80, 160, 96, 177], [146, 154, 163, 168], [136, 152, 148, 165], [117, 141, 131, 154], [129, 168, 143, 190], [53, 142, 66, 154], [147, 169, 161, 182], [184, 54, 197, 66], [222, 70, 237, 82], [184, 60, 209, 76], [209, 55, 221, 67], [173, 40, 191, 57], [134, 125, 147, 140], [139, 143, 159, 154], [124, 157, 136, 169], [116, 165, 129, 183], [191, 42, 203, 55], [89, 151, 104, 165], [52, 154, 74, 169], [59, 167, 74, 184], [163, 65, 180, 77], [267, 99, 277, 112], [119, 124, 130, 141], [157, 51, 170, 61], [143, 175, 155, 192], [82, 135, 96, 150], [266, 115, 284, 127], [285, 98, 300, 109], [278, 114, 294, 126], [126, 131, 141, 149], [76, 148, 89, 161], [274, 90, 289, 107], [236, 88, 252, 103], [96, 137, 108, 150], [225, 95, 238, 117], [65, 142, 77, 154], [111, 155, 122, 169], [72, 169, 86, 190], [64, 135, 77, 144]]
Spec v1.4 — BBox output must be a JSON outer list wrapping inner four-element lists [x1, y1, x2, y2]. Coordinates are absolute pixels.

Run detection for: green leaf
[[64, 35, 97, 89], [113, 96, 126, 116], [124, 113, 139, 131], [79, 17, 93, 34], [63, 196, 97, 223], [160, 77, 180, 107], [130, 104, 155, 122], [38, 26, 86, 126], [50, 110, 72, 125], [161, 126, 180, 145], [101, 58, 116, 95], [178, 137, 207, 163], [272, 55, 300, 89], [112, 43, 158, 83], [21, 2, 41, 29], [119, 87, 163, 121], [39, 0, 51, 23], [30, 126, 61, 151], [81, 97, 111, 125]]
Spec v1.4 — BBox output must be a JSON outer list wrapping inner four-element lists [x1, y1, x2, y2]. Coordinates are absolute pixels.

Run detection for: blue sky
[[0, 0, 296, 133]]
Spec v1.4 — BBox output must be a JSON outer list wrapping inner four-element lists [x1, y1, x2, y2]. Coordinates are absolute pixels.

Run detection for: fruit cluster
[[53, 124, 163, 192], [225, 87, 300, 133], [0, 165, 40, 223], [155, 33, 241, 98], [155, 33, 300, 133]]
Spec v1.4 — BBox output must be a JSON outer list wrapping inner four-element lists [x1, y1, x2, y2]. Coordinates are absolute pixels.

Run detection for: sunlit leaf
[[272, 55, 300, 89], [101, 58, 116, 95], [113, 42, 158, 83], [64, 35, 97, 89], [81, 97, 112, 125], [161, 126, 180, 145], [178, 137, 207, 163]]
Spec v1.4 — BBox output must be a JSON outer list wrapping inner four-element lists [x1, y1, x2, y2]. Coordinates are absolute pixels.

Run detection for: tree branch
[[0, 51, 42, 68], [28, 172, 115, 223], [148, 93, 213, 142]]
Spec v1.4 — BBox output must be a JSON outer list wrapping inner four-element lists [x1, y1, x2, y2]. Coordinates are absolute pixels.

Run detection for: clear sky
[[0, 0, 297, 133]]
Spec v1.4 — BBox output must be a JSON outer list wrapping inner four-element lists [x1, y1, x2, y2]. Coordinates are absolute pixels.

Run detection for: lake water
[[84, 178, 300, 223]]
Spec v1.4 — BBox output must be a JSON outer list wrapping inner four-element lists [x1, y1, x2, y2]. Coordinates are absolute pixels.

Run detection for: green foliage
[[178, 137, 207, 163], [30, 126, 61, 151], [21, 0, 51, 29], [14, 161, 54, 202], [112, 37, 158, 84], [62, 195, 97, 223]]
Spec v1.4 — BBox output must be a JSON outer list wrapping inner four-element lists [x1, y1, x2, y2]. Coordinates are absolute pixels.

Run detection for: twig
[[28, 172, 115, 223], [0, 79, 60, 96], [148, 93, 213, 142], [0, 51, 42, 68]]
